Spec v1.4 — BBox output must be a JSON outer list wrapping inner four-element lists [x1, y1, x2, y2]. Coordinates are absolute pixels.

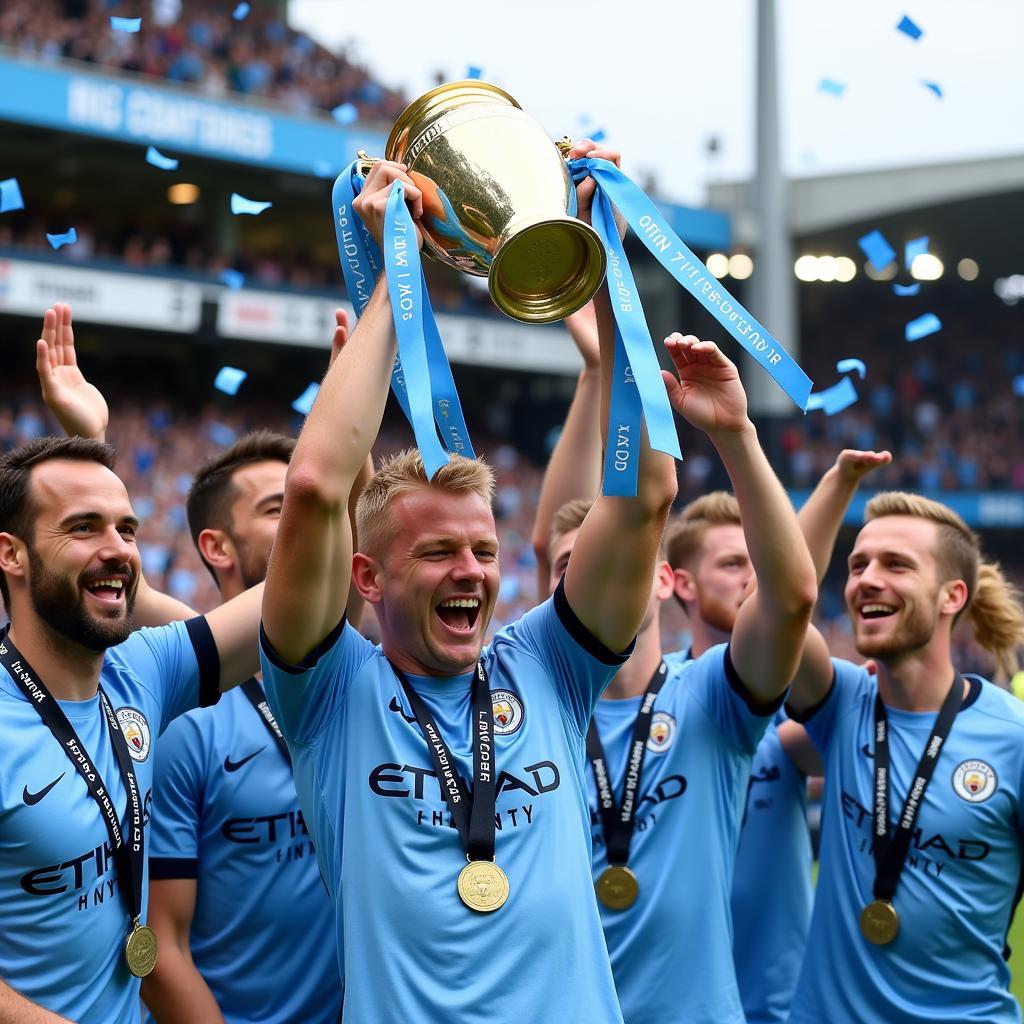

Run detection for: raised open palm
[[661, 334, 748, 435], [35, 303, 108, 441]]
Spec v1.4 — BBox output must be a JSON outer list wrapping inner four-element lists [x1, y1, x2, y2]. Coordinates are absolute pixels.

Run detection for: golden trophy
[[358, 80, 606, 324]]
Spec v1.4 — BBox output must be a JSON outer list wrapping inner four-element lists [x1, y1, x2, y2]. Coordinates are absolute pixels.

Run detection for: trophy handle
[[356, 150, 383, 177], [555, 136, 573, 160]]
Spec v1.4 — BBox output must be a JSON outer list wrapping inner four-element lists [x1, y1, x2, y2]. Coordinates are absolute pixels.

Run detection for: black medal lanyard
[[240, 677, 291, 765], [586, 661, 669, 867], [870, 673, 964, 907], [0, 631, 146, 934], [394, 661, 497, 863]]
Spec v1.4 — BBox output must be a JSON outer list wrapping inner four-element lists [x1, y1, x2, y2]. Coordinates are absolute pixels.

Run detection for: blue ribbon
[[384, 183, 450, 479], [590, 190, 659, 495], [331, 162, 475, 468], [570, 158, 813, 412]]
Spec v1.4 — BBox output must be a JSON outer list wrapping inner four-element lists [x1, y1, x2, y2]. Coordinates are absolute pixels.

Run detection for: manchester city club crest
[[491, 690, 524, 736], [116, 707, 152, 763], [646, 711, 676, 753], [952, 759, 997, 803]]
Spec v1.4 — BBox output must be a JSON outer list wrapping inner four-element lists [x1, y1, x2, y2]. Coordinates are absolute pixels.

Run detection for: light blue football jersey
[[259, 584, 630, 1024], [149, 682, 342, 1024], [789, 659, 1024, 1024], [730, 717, 813, 1024], [0, 619, 218, 1024], [588, 644, 777, 1024]]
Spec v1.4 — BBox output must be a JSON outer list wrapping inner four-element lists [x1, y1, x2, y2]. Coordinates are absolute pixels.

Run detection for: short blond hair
[[865, 491, 1024, 680], [665, 491, 741, 571], [355, 448, 495, 558], [548, 498, 593, 564]]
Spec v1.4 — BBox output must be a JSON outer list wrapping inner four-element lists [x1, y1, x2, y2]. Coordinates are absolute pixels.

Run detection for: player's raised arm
[[530, 302, 603, 599], [561, 141, 677, 652], [663, 336, 817, 707], [787, 449, 892, 716], [262, 162, 422, 665]]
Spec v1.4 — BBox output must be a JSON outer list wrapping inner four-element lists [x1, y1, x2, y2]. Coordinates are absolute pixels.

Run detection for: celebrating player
[[259, 147, 679, 1024], [786, 452, 1024, 1024]]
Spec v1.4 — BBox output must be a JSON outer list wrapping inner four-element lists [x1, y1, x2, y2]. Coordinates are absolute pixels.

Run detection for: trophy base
[[489, 218, 607, 324]]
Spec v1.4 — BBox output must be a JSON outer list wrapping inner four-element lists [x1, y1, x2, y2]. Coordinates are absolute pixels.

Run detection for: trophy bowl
[[381, 80, 606, 324]]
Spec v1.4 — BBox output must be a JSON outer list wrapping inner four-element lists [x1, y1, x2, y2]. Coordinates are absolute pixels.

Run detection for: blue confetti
[[905, 313, 942, 342], [921, 81, 943, 99], [291, 382, 320, 416], [904, 235, 929, 268], [0, 177, 24, 213], [46, 228, 77, 250], [214, 366, 248, 395], [858, 229, 897, 273], [230, 193, 273, 216], [805, 377, 858, 415], [466, 65, 483, 80], [219, 269, 245, 290], [893, 282, 921, 296], [145, 145, 178, 171], [312, 160, 335, 178], [1013, 375, 1024, 398], [232, 2, 250, 19], [331, 103, 358, 125], [819, 78, 846, 98], [836, 358, 866, 380], [590, 129, 607, 143], [110, 16, 141, 31], [896, 15, 923, 40]]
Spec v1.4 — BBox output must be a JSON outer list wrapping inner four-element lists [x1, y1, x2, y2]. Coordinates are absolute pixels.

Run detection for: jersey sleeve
[[490, 579, 633, 735], [684, 644, 780, 755], [259, 617, 377, 745], [788, 657, 865, 756], [149, 712, 206, 879], [114, 617, 221, 733]]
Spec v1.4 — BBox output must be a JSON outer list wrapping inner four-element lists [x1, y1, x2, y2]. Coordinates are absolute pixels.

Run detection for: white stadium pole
[[747, 0, 799, 417]]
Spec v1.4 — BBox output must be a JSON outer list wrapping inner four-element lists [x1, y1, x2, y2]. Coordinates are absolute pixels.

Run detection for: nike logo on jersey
[[23, 773, 66, 806], [388, 695, 417, 724], [224, 748, 266, 772]]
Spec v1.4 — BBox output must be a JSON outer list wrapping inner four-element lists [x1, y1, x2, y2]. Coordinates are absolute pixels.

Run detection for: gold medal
[[124, 921, 158, 977], [859, 900, 900, 945], [457, 860, 509, 913], [596, 865, 639, 911]]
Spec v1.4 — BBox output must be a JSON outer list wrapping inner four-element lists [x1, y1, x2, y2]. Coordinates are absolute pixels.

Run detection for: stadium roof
[[708, 153, 1024, 278]]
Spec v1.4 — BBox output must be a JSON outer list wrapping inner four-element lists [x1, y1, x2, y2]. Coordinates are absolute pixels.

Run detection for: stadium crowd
[[0, 0, 406, 122]]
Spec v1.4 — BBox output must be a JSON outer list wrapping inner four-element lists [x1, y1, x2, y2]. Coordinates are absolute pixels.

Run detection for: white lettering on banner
[[67, 78, 123, 132], [124, 90, 272, 158], [0, 259, 201, 331], [614, 425, 631, 471]]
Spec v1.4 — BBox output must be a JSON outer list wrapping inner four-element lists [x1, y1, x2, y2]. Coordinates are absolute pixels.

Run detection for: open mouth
[[859, 603, 897, 622], [83, 577, 128, 605], [435, 597, 481, 635]]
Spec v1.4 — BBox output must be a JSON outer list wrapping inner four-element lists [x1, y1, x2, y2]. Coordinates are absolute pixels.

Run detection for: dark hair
[[0, 436, 118, 605], [186, 430, 295, 579]]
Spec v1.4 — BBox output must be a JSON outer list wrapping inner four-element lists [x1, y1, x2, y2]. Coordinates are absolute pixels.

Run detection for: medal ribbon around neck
[[0, 629, 155, 974], [393, 662, 507, 911], [587, 662, 669, 870], [240, 677, 291, 766], [862, 673, 964, 943]]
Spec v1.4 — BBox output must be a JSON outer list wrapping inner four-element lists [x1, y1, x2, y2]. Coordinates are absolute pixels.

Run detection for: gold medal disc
[[124, 923, 158, 977], [457, 861, 510, 913], [859, 900, 900, 945], [596, 865, 639, 911]]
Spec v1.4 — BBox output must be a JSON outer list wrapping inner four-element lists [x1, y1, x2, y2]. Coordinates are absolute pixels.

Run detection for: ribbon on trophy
[[331, 163, 475, 478], [570, 157, 814, 496]]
